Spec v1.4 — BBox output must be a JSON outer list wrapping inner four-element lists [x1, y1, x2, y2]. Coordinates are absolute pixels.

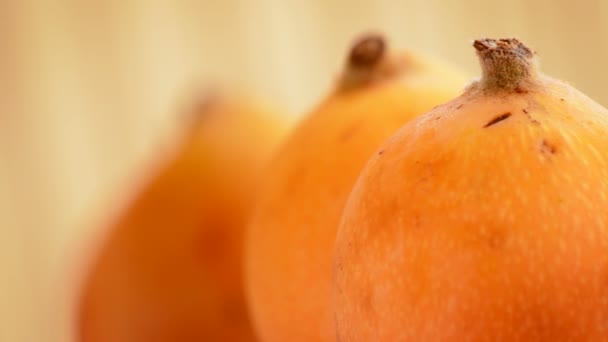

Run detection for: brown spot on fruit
[[540, 139, 557, 155], [340, 122, 361, 142], [522, 109, 540, 125], [484, 112, 512, 128], [198, 223, 229, 263], [486, 229, 506, 249]]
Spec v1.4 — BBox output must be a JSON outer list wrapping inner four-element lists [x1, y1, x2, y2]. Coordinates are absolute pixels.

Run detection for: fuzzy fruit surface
[[334, 38, 608, 341], [78, 96, 290, 342], [245, 33, 466, 342]]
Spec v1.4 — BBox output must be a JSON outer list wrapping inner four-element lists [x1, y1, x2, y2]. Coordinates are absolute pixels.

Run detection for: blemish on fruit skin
[[487, 230, 507, 249], [196, 221, 232, 270], [483, 112, 512, 128], [456, 104, 464, 109], [335, 261, 344, 272], [522, 109, 540, 125], [378, 149, 385, 155], [540, 139, 557, 155], [340, 123, 361, 142], [515, 87, 528, 94]]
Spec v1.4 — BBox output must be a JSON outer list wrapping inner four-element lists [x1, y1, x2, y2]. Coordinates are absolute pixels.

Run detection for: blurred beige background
[[1, 1, 607, 341]]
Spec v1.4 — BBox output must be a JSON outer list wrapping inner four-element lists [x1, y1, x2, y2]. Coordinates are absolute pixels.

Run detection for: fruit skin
[[334, 38, 608, 341], [245, 33, 466, 342], [78, 94, 291, 342]]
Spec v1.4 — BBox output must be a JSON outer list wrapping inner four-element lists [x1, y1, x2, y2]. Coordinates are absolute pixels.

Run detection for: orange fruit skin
[[334, 78, 608, 341], [245, 54, 465, 342], [78, 98, 291, 342]]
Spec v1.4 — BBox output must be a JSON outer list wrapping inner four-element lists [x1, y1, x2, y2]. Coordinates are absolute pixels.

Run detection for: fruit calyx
[[339, 33, 405, 91], [473, 38, 539, 92]]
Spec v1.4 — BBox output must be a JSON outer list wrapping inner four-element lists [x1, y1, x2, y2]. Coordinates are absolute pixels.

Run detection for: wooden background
[[2, 1, 607, 341]]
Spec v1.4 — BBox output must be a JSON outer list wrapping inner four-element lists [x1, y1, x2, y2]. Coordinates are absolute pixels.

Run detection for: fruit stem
[[338, 33, 405, 91], [473, 38, 539, 92], [349, 33, 386, 69]]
